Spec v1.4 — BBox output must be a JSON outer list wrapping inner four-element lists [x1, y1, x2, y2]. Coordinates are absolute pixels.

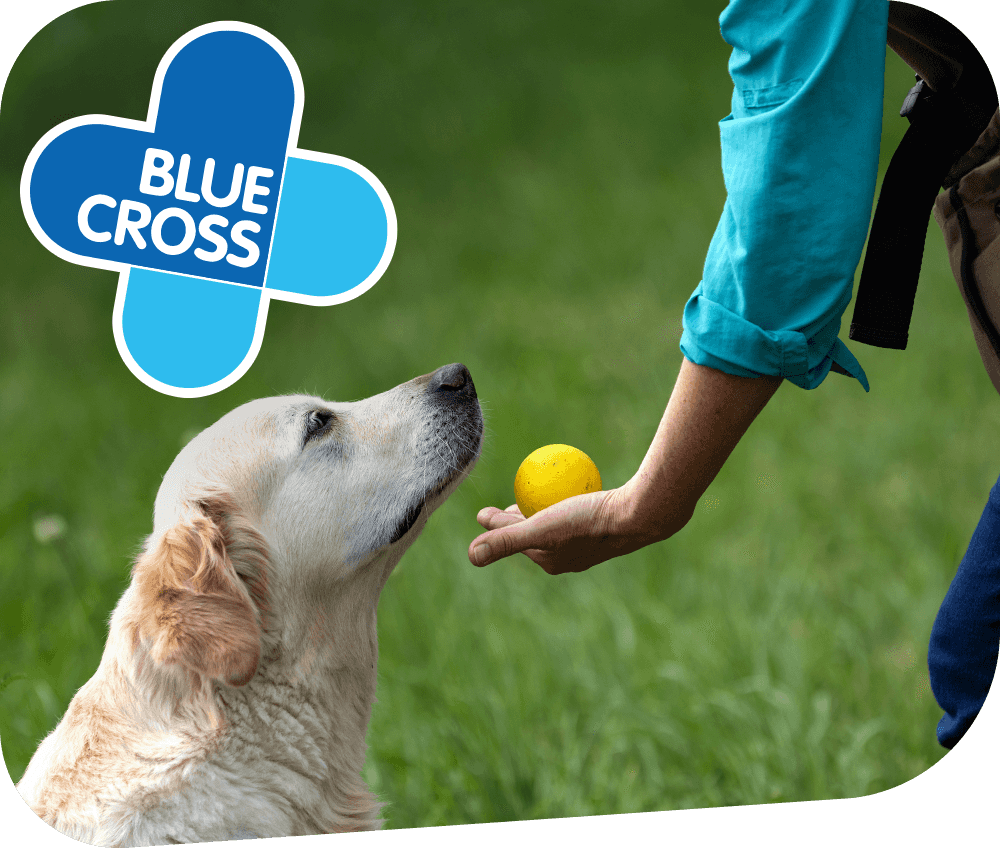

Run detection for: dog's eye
[[304, 409, 335, 442]]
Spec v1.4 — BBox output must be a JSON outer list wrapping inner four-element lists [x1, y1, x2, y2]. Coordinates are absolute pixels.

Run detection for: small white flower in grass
[[33, 515, 67, 544]]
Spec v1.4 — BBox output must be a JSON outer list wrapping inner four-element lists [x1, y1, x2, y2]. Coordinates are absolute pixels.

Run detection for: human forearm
[[617, 356, 783, 543]]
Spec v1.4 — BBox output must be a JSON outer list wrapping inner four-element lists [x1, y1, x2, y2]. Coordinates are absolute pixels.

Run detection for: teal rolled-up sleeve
[[680, 0, 889, 391]]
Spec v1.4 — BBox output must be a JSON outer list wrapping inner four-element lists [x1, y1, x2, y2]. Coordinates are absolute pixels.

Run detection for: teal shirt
[[680, 0, 890, 391]]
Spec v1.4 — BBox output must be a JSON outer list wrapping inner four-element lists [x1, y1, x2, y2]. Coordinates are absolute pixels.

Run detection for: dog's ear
[[131, 500, 264, 687]]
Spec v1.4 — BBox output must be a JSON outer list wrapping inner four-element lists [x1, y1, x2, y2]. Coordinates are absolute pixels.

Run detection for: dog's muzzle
[[424, 362, 482, 472], [386, 363, 483, 545]]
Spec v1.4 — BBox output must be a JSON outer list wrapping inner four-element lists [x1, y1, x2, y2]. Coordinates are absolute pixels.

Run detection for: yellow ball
[[514, 444, 602, 518]]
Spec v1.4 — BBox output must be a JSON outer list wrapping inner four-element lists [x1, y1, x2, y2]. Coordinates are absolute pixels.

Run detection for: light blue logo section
[[267, 156, 389, 299], [122, 269, 263, 389], [22, 22, 396, 398]]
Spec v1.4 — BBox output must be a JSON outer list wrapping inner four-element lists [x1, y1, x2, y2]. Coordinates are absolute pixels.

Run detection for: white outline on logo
[[20, 20, 398, 399]]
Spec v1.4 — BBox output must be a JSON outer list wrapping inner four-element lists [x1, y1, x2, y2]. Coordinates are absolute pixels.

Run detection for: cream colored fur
[[16, 365, 483, 845]]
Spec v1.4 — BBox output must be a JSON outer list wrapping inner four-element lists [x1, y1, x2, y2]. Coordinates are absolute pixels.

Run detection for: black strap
[[849, 8, 996, 351]]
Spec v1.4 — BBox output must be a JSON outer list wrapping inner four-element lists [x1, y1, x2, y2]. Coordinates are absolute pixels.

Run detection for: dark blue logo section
[[27, 30, 293, 287]]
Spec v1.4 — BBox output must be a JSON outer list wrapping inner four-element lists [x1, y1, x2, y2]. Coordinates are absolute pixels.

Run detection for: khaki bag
[[933, 112, 1000, 396]]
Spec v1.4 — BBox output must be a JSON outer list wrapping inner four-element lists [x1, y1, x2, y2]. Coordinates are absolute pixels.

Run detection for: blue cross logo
[[21, 22, 396, 397]]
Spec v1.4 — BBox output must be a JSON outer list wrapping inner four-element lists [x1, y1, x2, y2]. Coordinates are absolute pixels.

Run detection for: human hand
[[469, 359, 782, 575], [468, 484, 673, 575]]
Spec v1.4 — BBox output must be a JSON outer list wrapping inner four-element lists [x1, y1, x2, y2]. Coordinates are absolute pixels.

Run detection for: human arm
[[468, 0, 889, 573], [468, 356, 782, 573]]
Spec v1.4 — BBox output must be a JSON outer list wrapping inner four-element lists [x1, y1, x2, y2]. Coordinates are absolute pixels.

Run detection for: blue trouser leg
[[928, 473, 1000, 748]]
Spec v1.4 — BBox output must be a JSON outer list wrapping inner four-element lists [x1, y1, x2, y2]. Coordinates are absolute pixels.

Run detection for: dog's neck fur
[[18, 560, 391, 846]]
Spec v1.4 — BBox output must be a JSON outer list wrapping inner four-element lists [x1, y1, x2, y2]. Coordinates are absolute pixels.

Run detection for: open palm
[[468, 487, 653, 575]]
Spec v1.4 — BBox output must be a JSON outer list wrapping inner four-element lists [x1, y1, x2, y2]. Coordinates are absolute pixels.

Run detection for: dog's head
[[122, 364, 483, 689]]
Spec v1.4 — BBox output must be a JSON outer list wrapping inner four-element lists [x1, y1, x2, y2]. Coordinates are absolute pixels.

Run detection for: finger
[[477, 505, 524, 529], [484, 513, 525, 532], [476, 509, 516, 529], [469, 522, 540, 567], [476, 506, 505, 527]]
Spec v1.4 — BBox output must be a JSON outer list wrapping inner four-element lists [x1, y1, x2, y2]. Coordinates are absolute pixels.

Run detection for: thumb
[[469, 523, 537, 567]]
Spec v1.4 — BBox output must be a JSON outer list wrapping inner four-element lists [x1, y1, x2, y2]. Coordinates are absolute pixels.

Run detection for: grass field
[[3, 0, 998, 829]]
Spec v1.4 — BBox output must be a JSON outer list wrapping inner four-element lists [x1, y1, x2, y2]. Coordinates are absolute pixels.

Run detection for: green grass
[[2, 0, 994, 828]]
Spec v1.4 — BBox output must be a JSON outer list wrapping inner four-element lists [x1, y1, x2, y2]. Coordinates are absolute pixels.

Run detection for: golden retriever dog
[[16, 363, 483, 845]]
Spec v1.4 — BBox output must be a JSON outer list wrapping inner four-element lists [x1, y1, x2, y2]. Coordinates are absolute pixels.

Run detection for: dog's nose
[[427, 363, 476, 397]]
